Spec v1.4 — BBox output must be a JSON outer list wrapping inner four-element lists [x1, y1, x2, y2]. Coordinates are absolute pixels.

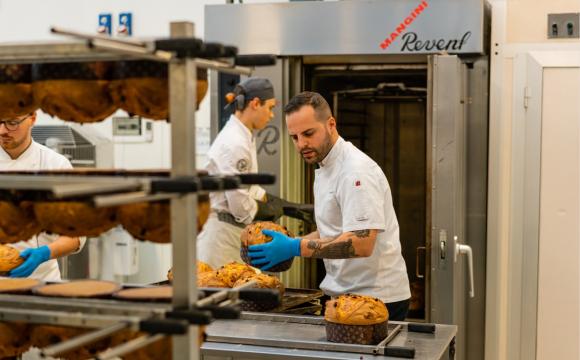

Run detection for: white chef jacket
[[0, 140, 86, 281], [197, 114, 265, 268], [314, 137, 411, 303]]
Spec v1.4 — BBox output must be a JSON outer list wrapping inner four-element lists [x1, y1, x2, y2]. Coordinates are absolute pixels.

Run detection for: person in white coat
[[0, 112, 85, 281], [197, 77, 281, 269], [248, 92, 411, 320]]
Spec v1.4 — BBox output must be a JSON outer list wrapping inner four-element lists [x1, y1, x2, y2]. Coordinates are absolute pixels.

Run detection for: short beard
[[312, 131, 334, 164]]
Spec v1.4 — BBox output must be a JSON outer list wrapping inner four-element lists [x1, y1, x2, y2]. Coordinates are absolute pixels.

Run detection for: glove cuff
[[291, 238, 302, 257], [39, 245, 51, 262]]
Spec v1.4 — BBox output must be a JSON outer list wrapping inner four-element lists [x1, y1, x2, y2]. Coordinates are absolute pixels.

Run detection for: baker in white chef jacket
[[248, 92, 411, 320], [0, 111, 85, 281], [197, 77, 282, 269]]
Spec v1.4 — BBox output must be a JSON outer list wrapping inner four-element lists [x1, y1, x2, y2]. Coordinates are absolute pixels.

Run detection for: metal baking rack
[[0, 22, 277, 360]]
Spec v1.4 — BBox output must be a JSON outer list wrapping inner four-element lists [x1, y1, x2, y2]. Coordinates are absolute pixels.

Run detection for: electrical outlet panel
[[548, 13, 579, 39]]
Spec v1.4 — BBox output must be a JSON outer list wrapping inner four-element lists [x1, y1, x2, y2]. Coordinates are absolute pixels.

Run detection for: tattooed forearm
[[307, 238, 357, 259], [352, 229, 370, 237], [301, 230, 377, 259]]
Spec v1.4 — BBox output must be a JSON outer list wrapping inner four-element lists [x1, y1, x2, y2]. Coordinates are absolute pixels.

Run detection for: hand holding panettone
[[0, 245, 23, 275], [240, 222, 296, 272]]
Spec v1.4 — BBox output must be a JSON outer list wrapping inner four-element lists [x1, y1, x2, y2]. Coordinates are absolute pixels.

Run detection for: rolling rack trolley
[[0, 21, 279, 360]]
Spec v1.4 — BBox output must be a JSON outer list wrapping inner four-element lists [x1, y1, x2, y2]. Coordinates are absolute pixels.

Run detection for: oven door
[[428, 54, 478, 360]]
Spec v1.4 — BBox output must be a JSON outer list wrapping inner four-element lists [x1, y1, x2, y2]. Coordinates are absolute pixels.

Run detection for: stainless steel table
[[201, 313, 457, 360]]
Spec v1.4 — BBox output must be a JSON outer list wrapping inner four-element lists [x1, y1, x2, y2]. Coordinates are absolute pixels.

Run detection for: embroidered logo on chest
[[236, 158, 249, 172]]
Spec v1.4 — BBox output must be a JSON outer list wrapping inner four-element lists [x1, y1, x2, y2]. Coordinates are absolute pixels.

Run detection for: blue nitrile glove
[[9, 245, 51, 278], [248, 229, 301, 271]]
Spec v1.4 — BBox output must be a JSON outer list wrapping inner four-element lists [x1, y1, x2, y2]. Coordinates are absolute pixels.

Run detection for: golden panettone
[[0, 64, 38, 119], [233, 273, 285, 295], [118, 195, 210, 244], [0, 245, 23, 275], [117, 201, 169, 243], [109, 329, 175, 360], [325, 294, 388, 326], [233, 273, 284, 312], [240, 221, 290, 247], [30, 325, 109, 359], [215, 262, 257, 287], [197, 271, 229, 288], [0, 322, 32, 359], [324, 294, 389, 345], [32, 62, 117, 123], [110, 61, 208, 120], [240, 221, 294, 272], [33, 201, 118, 237], [167, 261, 213, 282], [0, 201, 41, 244]]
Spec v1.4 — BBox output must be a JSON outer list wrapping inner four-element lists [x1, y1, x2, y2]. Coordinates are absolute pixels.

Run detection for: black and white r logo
[[257, 125, 280, 156]]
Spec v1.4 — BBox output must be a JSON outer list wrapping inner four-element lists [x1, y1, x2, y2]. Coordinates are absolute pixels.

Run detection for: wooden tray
[[33, 280, 121, 298], [113, 286, 172, 301], [0, 278, 41, 293]]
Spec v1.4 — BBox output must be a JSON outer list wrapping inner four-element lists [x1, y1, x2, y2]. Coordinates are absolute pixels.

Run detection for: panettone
[[0, 64, 37, 119], [110, 60, 208, 120], [32, 62, 117, 123], [33, 201, 118, 237], [0, 201, 41, 244], [240, 221, 293, 272], [233, 273, 284, 312], [197, 271, 229, 288], [215, 262, 257, 287], [30, 325, 109, 359], [324, 294, 389, 345], [232, 273, 284, 294], [167, 261, 213, 282], [117, 202, 169, 243], [109, 329, 175, 360], [0, 244, 23, 275], [117, 195, 209, 243], [0, 322, 32, 359]]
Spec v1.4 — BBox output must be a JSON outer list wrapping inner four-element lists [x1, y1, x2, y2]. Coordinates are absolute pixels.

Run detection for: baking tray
[[206, 313, 406, 357], [272, 288, 324, 313]]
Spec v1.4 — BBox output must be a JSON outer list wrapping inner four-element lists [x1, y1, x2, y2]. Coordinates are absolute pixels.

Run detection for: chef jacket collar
[[318, 137, 345, 168], [230, 114, 254, 141], [0, 139, 36, 161]]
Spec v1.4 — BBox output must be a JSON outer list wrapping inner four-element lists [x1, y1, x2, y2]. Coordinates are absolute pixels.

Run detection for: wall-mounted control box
[[113, 116, 142, 136], [548, 13, 579, 39]]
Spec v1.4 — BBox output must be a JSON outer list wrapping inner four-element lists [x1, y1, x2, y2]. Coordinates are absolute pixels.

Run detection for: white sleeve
[[337, 171, 386, 232], [216, 145, 258, 224], [70, 236, 87, 254]]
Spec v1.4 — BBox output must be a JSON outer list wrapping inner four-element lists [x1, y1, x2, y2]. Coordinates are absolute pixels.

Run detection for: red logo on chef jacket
[[355, 180, 361, 187]]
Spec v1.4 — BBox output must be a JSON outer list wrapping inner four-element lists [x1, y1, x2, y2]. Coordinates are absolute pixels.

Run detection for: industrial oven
[[206, 1, 490, 359]]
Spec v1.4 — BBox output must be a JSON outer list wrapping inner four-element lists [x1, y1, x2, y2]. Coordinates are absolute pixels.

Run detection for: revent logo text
[[380, 0, 429, 50]]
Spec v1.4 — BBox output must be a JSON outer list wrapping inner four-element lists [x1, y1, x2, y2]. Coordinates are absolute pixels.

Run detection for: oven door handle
[[454, 236, 475, 298]]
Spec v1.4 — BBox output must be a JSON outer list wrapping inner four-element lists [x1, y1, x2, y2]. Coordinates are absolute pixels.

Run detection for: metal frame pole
[[169, 21, 199, 360]]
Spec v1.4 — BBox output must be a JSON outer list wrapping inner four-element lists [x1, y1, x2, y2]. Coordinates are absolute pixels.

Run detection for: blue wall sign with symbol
[[98, 13, 112, 35], [119, 12, 133, 36]]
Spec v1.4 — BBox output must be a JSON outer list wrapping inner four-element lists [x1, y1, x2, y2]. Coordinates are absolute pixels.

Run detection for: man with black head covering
[[197, 77, 280, 268]]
